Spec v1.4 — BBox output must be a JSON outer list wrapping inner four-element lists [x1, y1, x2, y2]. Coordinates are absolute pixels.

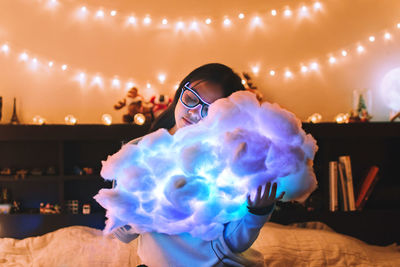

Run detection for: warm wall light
[[357, 45, 365, 53], [48, 61, 54, 67], [269, 70, 276, 76], [285, 70, 293, 78], [128, 16, 136, 24], [223, 18, 231, 26], [310, 62, 319, 70], [251, 66, 260, 75], [384, 32, 392, 40], [61, 64, 68, 71], [110, 10, 117, 16], [341, 50, 348, 57], [314, 2, 322, 10], [271, 10, 277, 16], [162, 18, 168, 25], [19, 52, 28, 61], [238, 13, 245, 19], [96, 10, 104, 18], [143, 16, 152, 25], [369, 36, 375, 42], [112, 77, 120, 88], [205, 18, 212, 24], [329, 57, 336, 64], [284, 9, 292, 17], [301, 66, 308, 73]]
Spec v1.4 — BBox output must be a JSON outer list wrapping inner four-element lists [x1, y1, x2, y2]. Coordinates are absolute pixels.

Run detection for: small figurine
[[150, 94, 172, 118], [83, 167, 93, 175], [46, 166, 57, 175], [15, 169, 29, 180], [11, 200, 20, 213], [0, 168, 12, 176], [30, 168, 43, 176]]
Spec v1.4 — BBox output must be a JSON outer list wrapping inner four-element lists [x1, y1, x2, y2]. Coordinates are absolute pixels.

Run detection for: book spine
[[329, 161, 338, 211], [356, 166, 380, 210], [338, 162, 349, 211], [339, 156, 356, 211]]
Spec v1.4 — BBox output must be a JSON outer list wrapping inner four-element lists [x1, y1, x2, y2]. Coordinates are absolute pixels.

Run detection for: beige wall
[[0, 0, 399, 124]]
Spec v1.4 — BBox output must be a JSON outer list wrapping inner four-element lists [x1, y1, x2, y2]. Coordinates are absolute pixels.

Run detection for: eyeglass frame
[[179, 82, 211, 118]]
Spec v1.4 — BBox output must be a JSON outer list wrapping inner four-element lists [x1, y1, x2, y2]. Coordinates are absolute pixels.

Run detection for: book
[[339, 156, 356, 211], [337, 162, 349, 211], [329, 161, 339, 211], [356, 166, 380, 211]]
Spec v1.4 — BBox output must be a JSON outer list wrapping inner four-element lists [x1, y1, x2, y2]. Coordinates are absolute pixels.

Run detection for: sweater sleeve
[[222, 203, 276, 253]]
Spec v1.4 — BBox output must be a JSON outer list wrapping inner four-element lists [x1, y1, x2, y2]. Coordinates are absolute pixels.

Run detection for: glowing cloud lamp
[[380, 67, 400, 111]]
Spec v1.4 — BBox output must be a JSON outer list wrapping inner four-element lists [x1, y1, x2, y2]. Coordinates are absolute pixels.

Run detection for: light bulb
[[33, 115, 46, 125], [251, 66, 259, 74], [158, 74, 166, 83], [241, 79, 246, 85], [162, 18, 168, 25], [285, 70, 293, 78], [384, 32, 391, 40], [143, 16, 151, 25], [1, 44, 9, 53], [61, 64, 68, 71], [146, 83, 151, 89], [96, 10, 104, 18], [357, 45, 364, 53], [128, 16, 136, 24], [369, 36, 375, 42], [314, 2, 322, 10], [310, 62, 318, 70], [110, 10, 117, 16], [301, 66, 308, 73], [48, 61, 54, 67], [19, 52, 28, 61], [271, 10, 277, 16], [341, 50, 348, 57], [205, 18, 212, 24], [223, 18, 231, 26], [269, 70, 276, 76], [176, 21, 185, 30], [284, 9, 292, 17], [329, 57, 336, 64], [112, 78, 120, 88], [238, 13, 245, 19]]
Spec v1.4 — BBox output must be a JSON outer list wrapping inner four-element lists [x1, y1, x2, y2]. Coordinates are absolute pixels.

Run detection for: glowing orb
[[134, 113, 146, 125], [65, 115, 77, 125], [334, 113, 349, 124], [32, 116, 46, 125], [307, 113, 322, 123], [95, 91, 318, 240], [102, 114, 112, 125], [380, 67, 400, 111]]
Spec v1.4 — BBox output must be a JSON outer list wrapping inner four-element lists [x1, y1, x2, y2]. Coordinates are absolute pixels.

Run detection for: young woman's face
[[174, 80, 224, 129]]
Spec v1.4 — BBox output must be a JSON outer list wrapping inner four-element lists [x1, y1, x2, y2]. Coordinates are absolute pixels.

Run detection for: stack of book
[[329, 156, 380, 212]]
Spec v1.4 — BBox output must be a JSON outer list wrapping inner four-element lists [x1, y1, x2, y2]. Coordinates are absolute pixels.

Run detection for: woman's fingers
[[277, 191, 285, 200], [262, 182, 271, 199], [270, 182, 278, 198], [247, 194, 253, 206]]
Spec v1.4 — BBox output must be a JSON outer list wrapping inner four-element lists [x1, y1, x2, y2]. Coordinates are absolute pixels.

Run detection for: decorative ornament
[[114, 87, 154, 123], [150, 94, 172, 118], [10, 98, 20, 125]]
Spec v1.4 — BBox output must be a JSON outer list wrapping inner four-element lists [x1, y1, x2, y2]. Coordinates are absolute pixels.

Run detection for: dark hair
[[148, 63, 245, 133]]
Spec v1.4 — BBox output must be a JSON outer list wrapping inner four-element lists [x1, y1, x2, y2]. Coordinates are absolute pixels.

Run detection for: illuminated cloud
[[95, 91, 318, 240]]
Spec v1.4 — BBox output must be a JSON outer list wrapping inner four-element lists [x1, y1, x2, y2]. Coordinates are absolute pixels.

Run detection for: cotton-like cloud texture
[[94, 91, 318, 240]]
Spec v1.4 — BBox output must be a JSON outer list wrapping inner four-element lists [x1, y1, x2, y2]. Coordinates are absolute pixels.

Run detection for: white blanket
[[0, 223, 399, 266]]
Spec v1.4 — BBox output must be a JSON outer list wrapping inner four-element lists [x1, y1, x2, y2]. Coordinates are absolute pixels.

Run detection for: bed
[[0, 222, 399, 266]]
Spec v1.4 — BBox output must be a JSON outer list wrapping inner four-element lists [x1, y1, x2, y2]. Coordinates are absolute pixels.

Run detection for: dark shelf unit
[[0, 122, 399, 245]]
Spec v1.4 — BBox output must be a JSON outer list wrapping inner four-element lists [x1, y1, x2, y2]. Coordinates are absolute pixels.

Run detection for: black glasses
[[179, 82, 211, 118]]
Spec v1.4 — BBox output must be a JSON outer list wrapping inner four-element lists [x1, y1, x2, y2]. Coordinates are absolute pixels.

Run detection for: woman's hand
[[247, 182, 285, 209]]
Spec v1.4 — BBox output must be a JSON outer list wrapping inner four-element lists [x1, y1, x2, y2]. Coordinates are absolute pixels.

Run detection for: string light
[[1, 19, 399, 88], [397, 23, 400, 29], [34, 1, 328, 33], [162, 18, 168, 25]]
